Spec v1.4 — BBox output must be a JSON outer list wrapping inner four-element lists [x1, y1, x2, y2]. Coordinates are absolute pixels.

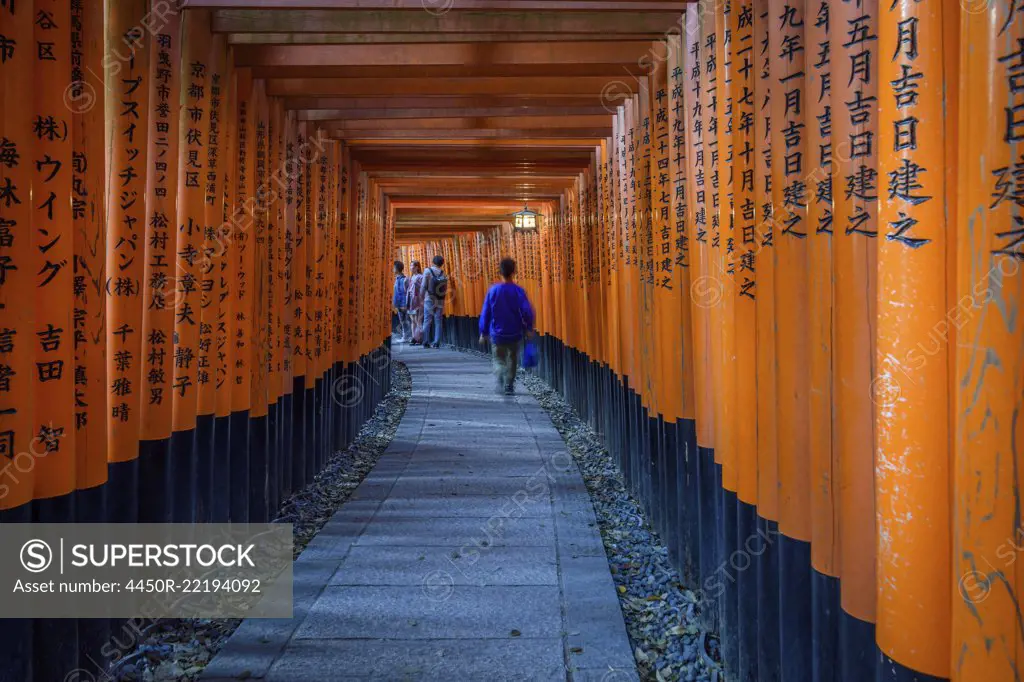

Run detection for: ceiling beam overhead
[[212, 10, 683, 34], [300, 106, 614, 120], [227, 31, 663, 44], [252, 64, 636, 78], [332, 115, 611, 130], [332, 128, 612, 140], [192, 1, 688, 9], [233, 42, 654, 66], [267, 76, 636, 97], [287, 96, 610, 110]]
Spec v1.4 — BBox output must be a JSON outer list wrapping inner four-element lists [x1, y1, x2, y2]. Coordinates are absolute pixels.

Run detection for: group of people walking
[[393, 255, 535, 395], [392, 255, 449, 348]]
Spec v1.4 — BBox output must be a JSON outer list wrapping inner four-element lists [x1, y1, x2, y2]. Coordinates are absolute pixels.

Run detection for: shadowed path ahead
[[203, 345, 637, 681]]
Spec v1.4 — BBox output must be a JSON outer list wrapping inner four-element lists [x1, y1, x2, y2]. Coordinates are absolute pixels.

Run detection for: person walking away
[[421, 255, 448, 348], [392, 261, 410, 342], [407, 261, 425, 345], [479, 257, 535, 395]]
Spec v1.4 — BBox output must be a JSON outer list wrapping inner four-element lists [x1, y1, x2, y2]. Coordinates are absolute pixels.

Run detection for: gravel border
[[111, 361, 412, 682], [448, 343, 720, 682], [518, 370, 720, 682]]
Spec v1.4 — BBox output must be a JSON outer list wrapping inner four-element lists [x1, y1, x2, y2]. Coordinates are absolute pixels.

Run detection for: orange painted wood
[[952, 3, 1023, 680], [769, 0, 811, 543], [732, 0, 757, 507], [0, 0, 37, 509], [231, 68, 256, 414], [753, 0, 777, 521], [72, 0, 108, 490], [831, 0, 878, 625], [32, 0, 76, 495], [806, 0, 838, 577], [141, 9, 183, 441], [172, 9, 213, 431], [684, 3, 715, 450]]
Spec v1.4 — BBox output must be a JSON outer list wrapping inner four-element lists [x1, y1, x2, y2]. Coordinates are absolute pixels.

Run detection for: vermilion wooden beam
[[212, 9, 683, 33], [287, 96, 605, 110], [332, 115, 611, 130], [254, 64, 634, 78], [233, 42, 653, 66], [267, 76, 634, 96], [300, 106, 613, 120], [332, 129, 611, 139], [227, 32, 661, 44], [192, 1, 688, 9]]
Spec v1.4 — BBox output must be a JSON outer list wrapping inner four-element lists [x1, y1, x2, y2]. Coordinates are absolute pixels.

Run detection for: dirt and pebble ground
[[109, 362, 412, 682], [516, 369, 721, 682]]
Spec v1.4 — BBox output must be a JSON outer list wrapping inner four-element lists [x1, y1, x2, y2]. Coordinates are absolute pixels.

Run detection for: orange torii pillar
[[139, 6, 183, 525], [195, 33, 228, 523], [751, 0, 783, 674], [0, 1, 39, 680], [229, 67, 256, 523], [876, 1, 953, 680], [953, 4, 1023, 682], [806, 0, 840, 678], [831, 0, 879, 676], [729, 1, 759, 677]]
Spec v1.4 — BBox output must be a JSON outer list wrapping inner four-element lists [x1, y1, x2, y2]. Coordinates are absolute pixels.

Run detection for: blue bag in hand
[[522, 337, 539, 369]]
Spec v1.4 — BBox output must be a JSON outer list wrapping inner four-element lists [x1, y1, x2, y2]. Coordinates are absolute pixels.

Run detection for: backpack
[[426, 267, 448, 300]]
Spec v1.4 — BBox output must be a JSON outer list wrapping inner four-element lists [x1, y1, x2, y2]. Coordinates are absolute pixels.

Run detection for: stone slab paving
[[203, 346, 638, 682]]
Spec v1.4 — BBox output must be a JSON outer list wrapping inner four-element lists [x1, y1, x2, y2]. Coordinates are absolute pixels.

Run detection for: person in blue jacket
[[392, 261, 410, 341], [479, 257, 535, 395]]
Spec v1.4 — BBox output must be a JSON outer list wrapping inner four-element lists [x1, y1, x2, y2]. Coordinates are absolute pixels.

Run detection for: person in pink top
[[406, 261, 425, 345]]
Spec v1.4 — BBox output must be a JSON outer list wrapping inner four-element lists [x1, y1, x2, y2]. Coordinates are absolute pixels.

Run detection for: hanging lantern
[[511, 203, 541, 231]]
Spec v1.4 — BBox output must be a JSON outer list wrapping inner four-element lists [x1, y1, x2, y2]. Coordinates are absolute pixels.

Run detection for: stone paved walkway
[[204, 345, 637, 682]]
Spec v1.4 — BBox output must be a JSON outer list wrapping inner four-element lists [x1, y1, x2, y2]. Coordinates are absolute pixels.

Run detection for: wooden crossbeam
[[212, 9, 683, 34]]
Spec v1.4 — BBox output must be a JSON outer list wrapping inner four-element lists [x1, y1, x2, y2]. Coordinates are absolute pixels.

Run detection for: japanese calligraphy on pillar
[[753, 0, 778, 520], [876, 0, 951, 675], [71, 0, 106, 488], [732, 0, 757, 506], [769, 0, 811, 542], [215, 58, 235, 418], [685, 3, 714, 447], [953, 3, 1024, 680], [33, 0, 75, 496], [172, 10, 211, 432], [0, 0, 37, 509], [807, 0, 838, 580], [231, 69, 254, 414], [106, 0, 149, 463], [140, 11, 181, 442], [197, 35, 226, 418], [830, 0, 878, 628]]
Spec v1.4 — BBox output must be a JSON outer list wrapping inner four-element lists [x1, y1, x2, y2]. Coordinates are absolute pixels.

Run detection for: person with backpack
[[478, 257, 535, 395], [392, 261, 410, 342], [406, 261, 425, 345], [420, 255, 448, 348]]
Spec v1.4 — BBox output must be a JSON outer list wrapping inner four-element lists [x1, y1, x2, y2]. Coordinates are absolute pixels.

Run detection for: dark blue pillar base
[[32, 493, 78, 682], [195, 413, 215, 523], [137, 439, 167, 523], [169, 427, 197, 523], [229, 410, 250, 523]]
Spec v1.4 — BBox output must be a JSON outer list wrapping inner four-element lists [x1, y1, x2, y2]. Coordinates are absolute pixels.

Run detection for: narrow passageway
[[204, 346, 636, 682]]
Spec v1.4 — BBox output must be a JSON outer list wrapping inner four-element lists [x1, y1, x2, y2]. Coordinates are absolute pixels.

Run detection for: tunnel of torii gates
[[0, 0, 1020, 680]]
